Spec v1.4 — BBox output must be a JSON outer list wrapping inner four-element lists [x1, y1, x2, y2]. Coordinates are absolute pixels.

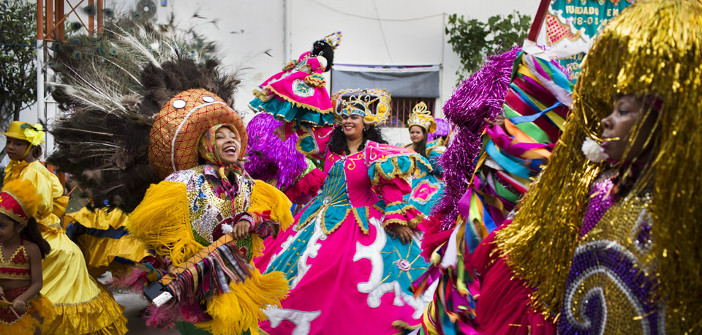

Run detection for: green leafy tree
[[446, 12, 531, 81], [0, 0, 37, 124]]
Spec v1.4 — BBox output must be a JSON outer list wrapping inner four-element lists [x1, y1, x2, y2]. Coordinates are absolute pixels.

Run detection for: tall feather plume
[[48, 15, 240, 212]]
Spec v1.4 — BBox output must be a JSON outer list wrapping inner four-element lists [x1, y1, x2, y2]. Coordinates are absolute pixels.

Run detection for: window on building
[[331, 64, 440, 128], [387, 97, 436, 128]]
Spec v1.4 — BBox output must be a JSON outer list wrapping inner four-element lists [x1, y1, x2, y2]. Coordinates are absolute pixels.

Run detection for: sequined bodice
[[0, 241, 30, 281], [166, 165, 253, 244], [323, 152, 379, 208], [559, 173, 661, 334]]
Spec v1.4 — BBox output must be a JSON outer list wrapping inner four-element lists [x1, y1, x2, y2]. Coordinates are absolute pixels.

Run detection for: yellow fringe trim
[[196, 268, 289, 335], [74, 232, 151, 277], [251, 234, 265, 258], [128, 181, 203, 267], [43, 284, 127, 335], [304, 74, 326, 87], [66, 207, 150, 276], [0, 312, 39, 335], [250, 180, 294, 232], [252, 88, 272, 103], [0, 295, 55, 335]]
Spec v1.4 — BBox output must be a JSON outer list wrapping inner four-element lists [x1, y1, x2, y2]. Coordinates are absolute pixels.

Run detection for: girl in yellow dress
[[2, 121, 127, 334], [0, 179, 55, 335]]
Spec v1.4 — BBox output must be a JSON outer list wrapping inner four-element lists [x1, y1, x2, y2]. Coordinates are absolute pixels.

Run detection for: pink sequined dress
[[255, 124, 434, 334]]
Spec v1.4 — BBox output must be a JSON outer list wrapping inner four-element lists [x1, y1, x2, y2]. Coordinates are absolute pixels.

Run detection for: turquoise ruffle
[[368, 152, 432, 185], [296, 124, 324, 157], [250, 97, 335, 126]]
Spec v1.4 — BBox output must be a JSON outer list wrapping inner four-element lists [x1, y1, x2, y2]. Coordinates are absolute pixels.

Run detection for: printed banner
[[536, 0, 636, 78]]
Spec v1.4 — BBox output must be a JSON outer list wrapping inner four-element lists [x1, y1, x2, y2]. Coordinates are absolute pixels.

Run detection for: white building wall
[[163, 0, 540, 145], [21, 0, 540, 155]]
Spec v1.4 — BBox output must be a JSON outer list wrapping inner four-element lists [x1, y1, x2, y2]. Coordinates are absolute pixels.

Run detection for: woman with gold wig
[[465, 1, 702, 333]]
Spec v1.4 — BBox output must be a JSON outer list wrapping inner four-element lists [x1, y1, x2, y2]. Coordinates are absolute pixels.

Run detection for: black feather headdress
[[48, 16, 240, 212]]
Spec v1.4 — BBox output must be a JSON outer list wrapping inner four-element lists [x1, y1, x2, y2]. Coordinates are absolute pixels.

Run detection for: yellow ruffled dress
[[64, 207, 150, 277], [4, 160, 128, 335]]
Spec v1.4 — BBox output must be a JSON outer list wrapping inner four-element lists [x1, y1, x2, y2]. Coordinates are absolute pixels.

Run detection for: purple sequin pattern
[[579, 174, 616, 238], [559, 173, 660, 334], [245, 113, 306, 191], [434, 47, 520, 231]]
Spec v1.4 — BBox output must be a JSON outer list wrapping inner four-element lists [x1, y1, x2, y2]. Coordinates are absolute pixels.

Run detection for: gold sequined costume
[[495, 1, 702, 333]]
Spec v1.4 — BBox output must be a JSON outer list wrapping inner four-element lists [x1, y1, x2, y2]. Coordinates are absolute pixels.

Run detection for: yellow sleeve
[[249, 179, 294, 232], [15, 162, 66, 228], [128, 181, 203, 267]]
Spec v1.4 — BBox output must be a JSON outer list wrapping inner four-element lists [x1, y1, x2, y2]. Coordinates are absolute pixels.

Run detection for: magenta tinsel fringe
[[427, 118, 450, 142], [245, 113, 307, 191], [433, 47, 521, 232]]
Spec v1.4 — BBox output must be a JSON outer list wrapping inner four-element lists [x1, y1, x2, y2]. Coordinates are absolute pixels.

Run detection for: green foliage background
[[0, 0, 37, 125], [446, 11, 531, 81]]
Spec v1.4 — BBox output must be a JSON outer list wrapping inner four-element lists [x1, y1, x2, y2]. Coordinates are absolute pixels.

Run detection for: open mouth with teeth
[[222, 145, 238, 155]]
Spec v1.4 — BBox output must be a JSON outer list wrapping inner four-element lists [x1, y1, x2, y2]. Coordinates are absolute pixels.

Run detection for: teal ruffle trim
[[249, 97, 335, 126], [296, 124, 323, 156], [384, 201, 415, 216], [368, 153, 433, 185]]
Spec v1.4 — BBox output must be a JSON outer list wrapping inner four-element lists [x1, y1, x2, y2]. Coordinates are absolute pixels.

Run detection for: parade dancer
[[47, 18, 295, 334], [256, 88, 434, 334], [463, 1, 702, 333], [404, 102, 445, 216], [3, 122, 127, 334]]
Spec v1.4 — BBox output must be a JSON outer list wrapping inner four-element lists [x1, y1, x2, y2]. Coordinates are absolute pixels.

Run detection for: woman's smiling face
[[409, 126, 425, 144], [341, 114, 364, 140], [214, 127, 240, 166]]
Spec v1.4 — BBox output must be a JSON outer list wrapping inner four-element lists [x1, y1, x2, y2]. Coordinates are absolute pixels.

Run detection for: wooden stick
[[0, 294, 21, 319]]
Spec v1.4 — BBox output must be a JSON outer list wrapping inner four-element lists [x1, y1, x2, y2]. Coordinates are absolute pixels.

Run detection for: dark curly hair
[[328, 125, 387, 155], [312, 40, 334, 72]]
